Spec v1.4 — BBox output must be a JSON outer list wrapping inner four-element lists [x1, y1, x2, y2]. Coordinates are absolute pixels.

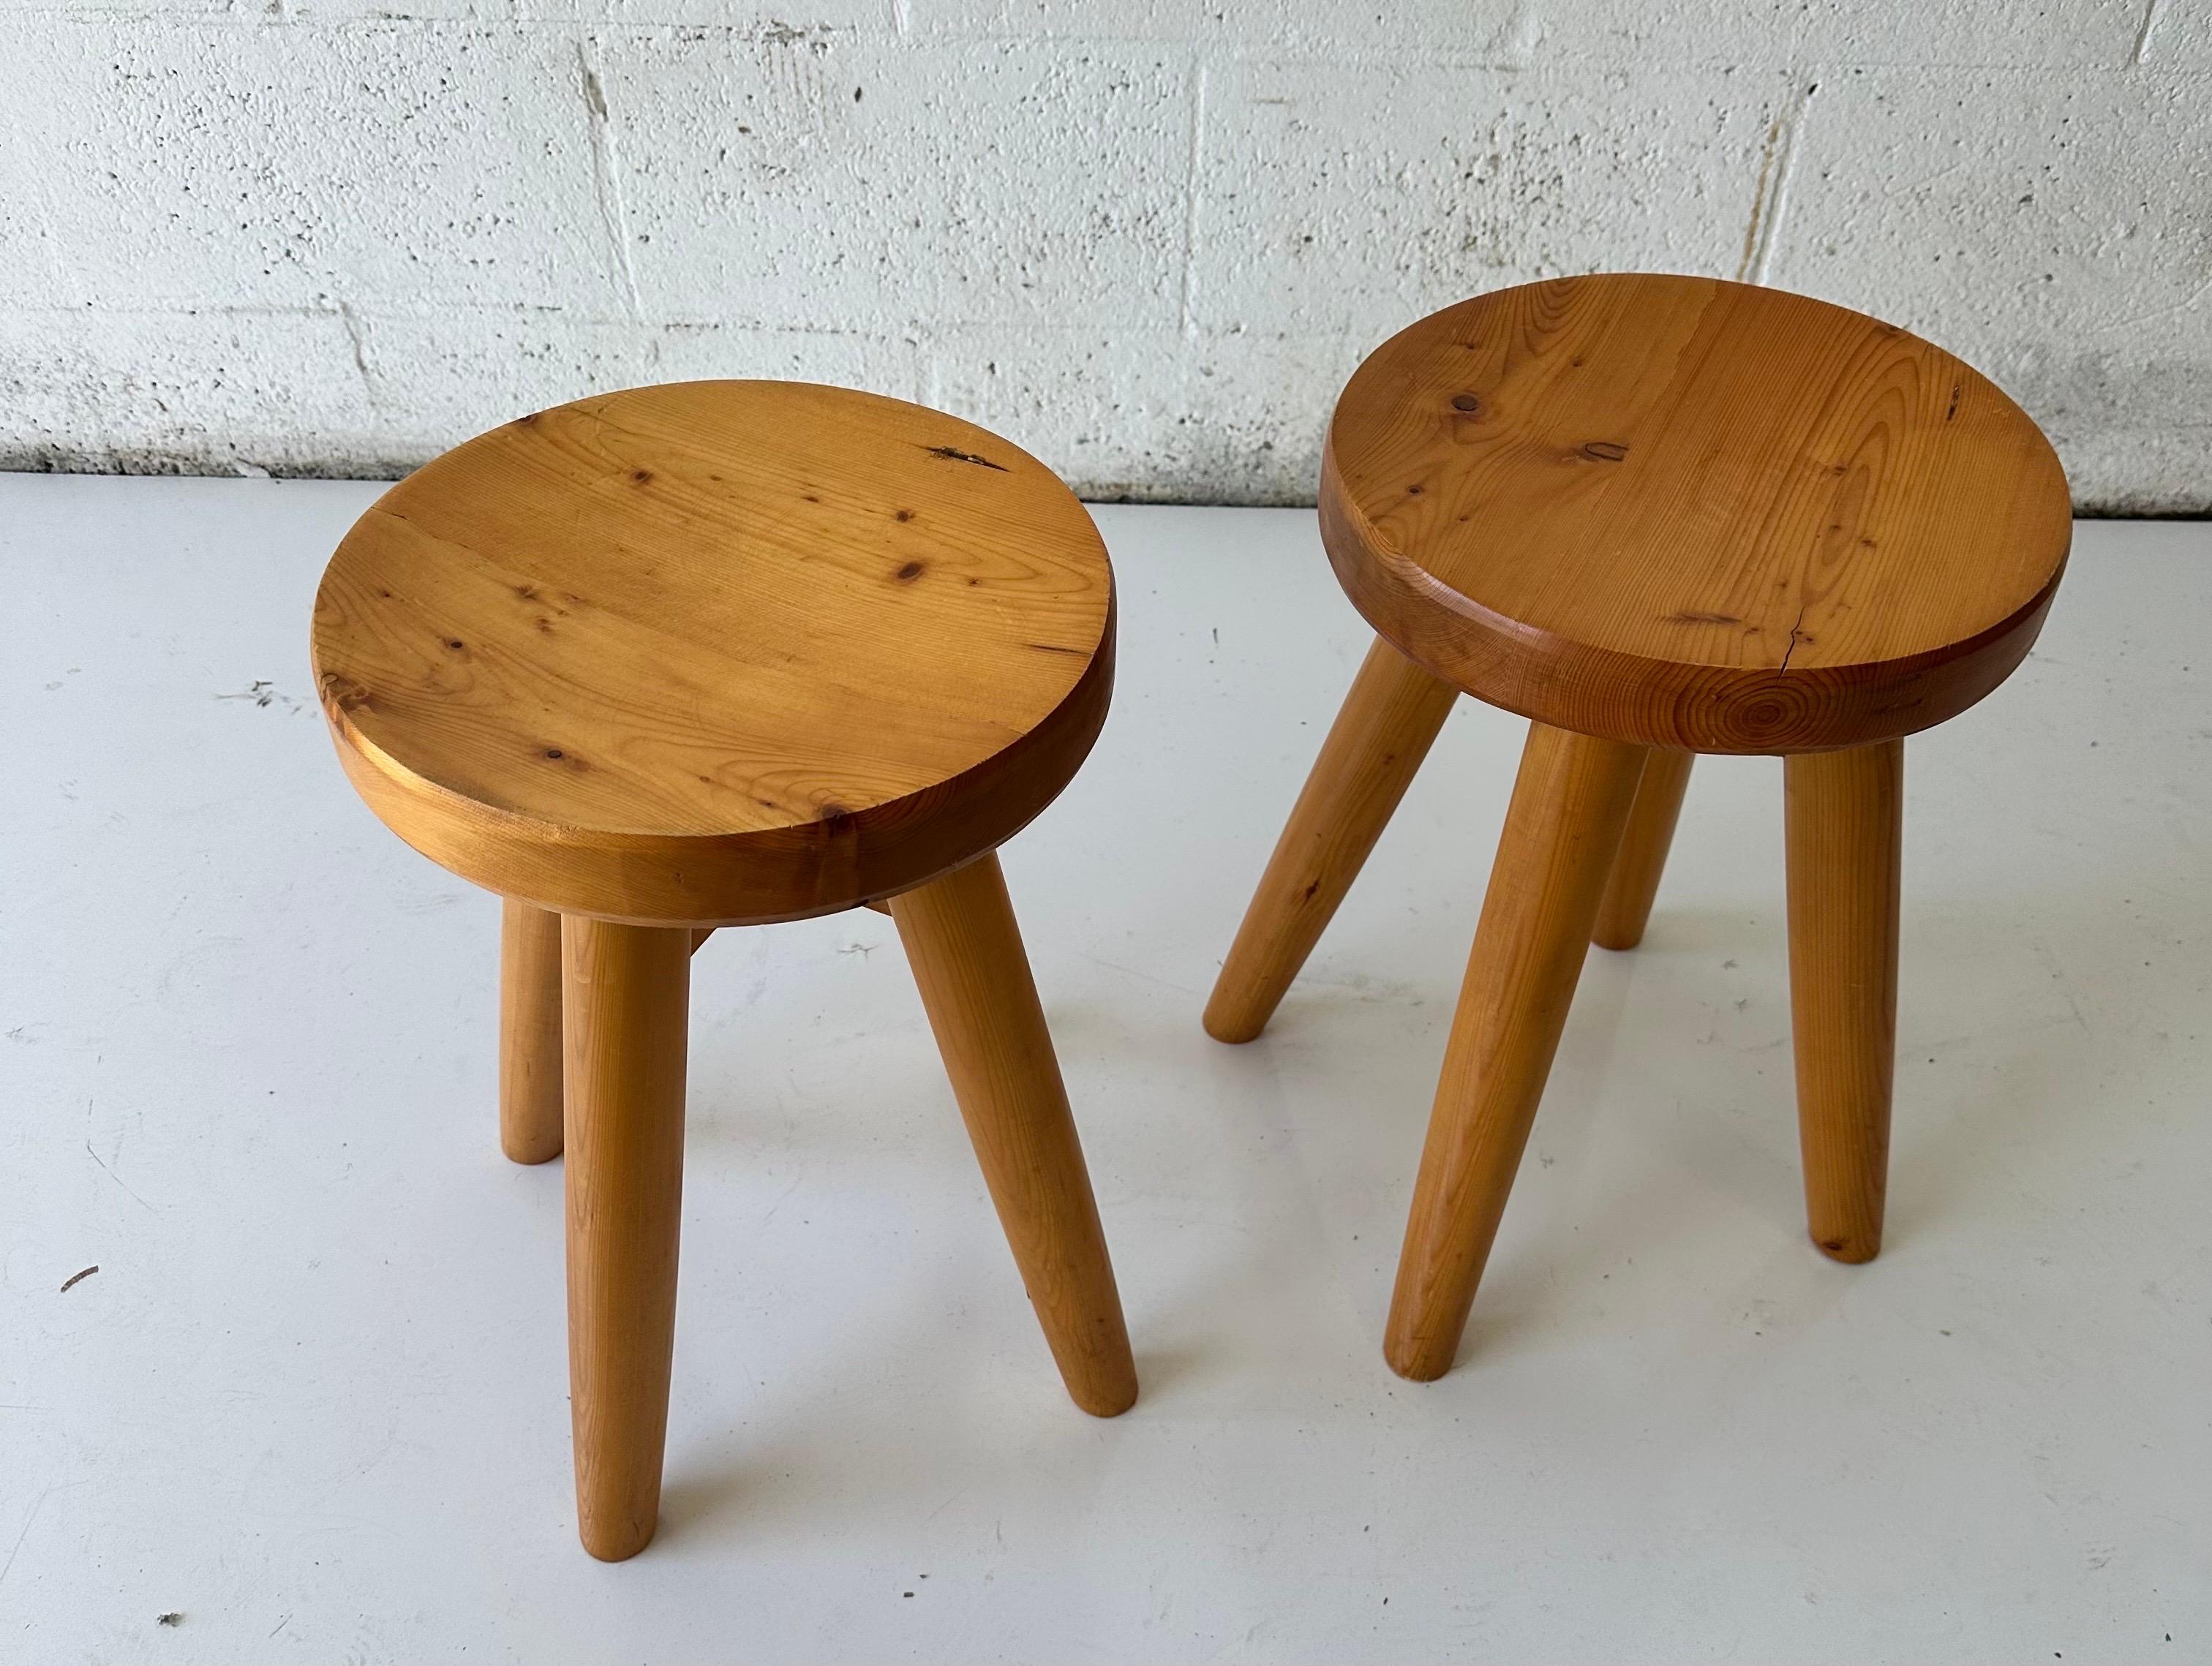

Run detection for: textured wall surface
[[1, 0, 2205, 509]]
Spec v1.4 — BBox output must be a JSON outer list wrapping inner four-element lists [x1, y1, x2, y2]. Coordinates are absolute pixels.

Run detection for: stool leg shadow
[[1785, 740, 1901, 1264], [1204, 636, 1459, 1044], [892, 852, 1139, 1418], [499, 899, 566, 1164], [1592, 750, 1695, 952], [563, 916, 691, 1561], [1385, 722, 1649, 1382]]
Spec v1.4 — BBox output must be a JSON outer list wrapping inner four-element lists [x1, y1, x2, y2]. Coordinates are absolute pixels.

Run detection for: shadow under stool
[[311, 380, 1137, 1560], [1205, 274, 2073, 1383]]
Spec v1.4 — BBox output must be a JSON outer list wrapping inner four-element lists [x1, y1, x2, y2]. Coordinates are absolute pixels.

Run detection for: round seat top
[[1320, 274, 2072, 752], [312, 381, 1114, 924]]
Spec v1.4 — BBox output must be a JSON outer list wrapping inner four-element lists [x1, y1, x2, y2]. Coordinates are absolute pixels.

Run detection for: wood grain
[[1204, 637, 1458, 1043], [563, 916, 691, 1561], [499, 899, 565, 1164], [1592, 750, 1694, 951], [891, 853, 1137, 1417], [1385, 723, 1648, 1381], [1321, 275, 2072, 753], [312, 381, 1114, 926], [1786, 740, 1902, 1263]]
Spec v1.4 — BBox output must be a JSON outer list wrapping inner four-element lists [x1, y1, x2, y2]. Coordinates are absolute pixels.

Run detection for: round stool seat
[[312, 380, 1113, 924], [1320, 274, 2072, 753]]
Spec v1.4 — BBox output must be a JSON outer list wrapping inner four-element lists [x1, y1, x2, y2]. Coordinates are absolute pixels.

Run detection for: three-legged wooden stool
[[1205, 275, 2072, 1382], [312, 380, 1137, 1559]]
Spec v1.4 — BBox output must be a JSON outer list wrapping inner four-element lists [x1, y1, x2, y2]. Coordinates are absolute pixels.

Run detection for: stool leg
[[500, 900, 566, 1164], [1385, 723, 1648, 1382], [891, 853, 1138, 1418], [562, 917, 691, 1561], [1205, 637, 1459, 1043], [1592, 750, 1694, 951], [1785, 740, 1901, 1264]]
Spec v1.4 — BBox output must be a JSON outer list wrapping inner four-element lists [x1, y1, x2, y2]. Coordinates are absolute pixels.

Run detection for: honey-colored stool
[[312, 381, 1136, 1559], [1205, 275, 2072, 1382]]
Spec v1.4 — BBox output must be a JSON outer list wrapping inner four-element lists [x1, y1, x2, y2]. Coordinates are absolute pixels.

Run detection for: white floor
[[2, 478, 2208, 1665]]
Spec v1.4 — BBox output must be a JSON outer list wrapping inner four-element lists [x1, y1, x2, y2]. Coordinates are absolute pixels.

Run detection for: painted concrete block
[[0, 73, 74, 307], [913, 0, 1533, 54], [917, 0, 2141, 65], [1189, 57, 1794, 338], [0, 306, 375, 472], [927, 324, 1365, 502], [1770, 67, 2212, 512], [926, 325, 1197, 499], [2137, 0, 2212, 63], [353, 311, 917, 459], [12, 20, 625, 314], [0, 2, 2200, 505], [593, 32, 1192, 329], [1524, 0, 2145, 68], [519, 1, 884, 24]]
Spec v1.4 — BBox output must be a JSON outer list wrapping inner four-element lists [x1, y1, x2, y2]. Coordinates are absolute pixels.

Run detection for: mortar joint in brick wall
[[336, 302, 378, 415], [1177, 55, 1209, 339], [1737, 78, 1813, 287], [577, 40, 644, 322], [2131, 0, 2168, 64]]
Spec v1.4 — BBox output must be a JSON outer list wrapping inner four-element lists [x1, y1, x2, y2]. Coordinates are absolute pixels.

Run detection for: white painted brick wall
[[0, 1, 2203, 509]]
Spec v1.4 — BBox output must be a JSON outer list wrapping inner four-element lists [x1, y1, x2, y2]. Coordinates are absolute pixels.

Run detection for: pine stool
[[1205, 275, 2071, 1382], [312, 380, 1137, 1559]]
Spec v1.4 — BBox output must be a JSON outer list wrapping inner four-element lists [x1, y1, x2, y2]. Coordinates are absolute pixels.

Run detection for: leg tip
[[1383, 1335, 1453, 1383], [1201, 990, 1268, 1043], [1590, 924, 1645, 951], [579, 1516, 657, 1562], [502, 1138, 564, 1165], [1072, 1376, 1139, 1418], [1811, 1229, 1880, 1264]]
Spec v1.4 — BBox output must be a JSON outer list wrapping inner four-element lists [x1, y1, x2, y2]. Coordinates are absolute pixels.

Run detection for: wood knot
[[319, 671, 373, 713], [1449, 393, 1483, 413], [1579, 441, 1629, 463], [631, 469, 653, 484], [895, 560, 925, 582], [894, 508, 914, 522]]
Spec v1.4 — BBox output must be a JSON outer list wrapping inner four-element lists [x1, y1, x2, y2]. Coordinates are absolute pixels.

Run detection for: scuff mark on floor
[[217, 679, 303, 712]]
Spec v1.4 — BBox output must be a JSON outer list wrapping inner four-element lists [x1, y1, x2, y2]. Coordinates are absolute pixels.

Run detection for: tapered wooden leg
[[1786, 740, 1901, 1264], [1205, 638, 1459, 1043], [891, 853, 1137, 1417], [499, 901, 567, 1164], [1385, 724, 1649, 1382], [563, 917, 691, 1561], [1592, 750, 1694, 951]]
